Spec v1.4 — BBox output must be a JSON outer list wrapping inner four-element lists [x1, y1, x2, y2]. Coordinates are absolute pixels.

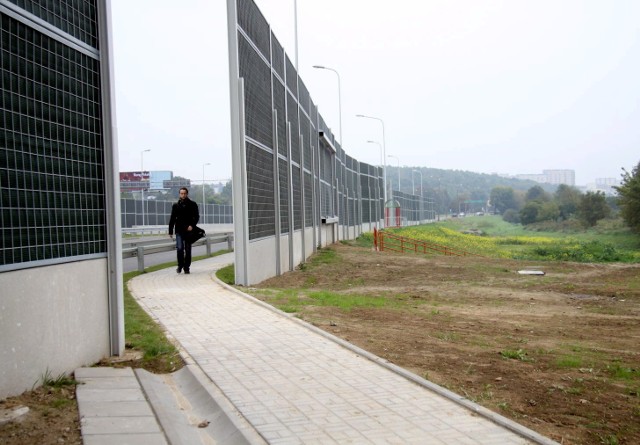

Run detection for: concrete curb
[[212, 265, 559, 445]]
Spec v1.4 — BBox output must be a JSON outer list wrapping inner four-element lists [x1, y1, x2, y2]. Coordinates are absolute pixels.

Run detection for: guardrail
[[373, 228, 481, 257], [123, 233, 234, 272], [122, 226, 174, 236]]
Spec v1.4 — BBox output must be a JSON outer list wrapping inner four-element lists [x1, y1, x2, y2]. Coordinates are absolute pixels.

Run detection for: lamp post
[[140, 149, 151, 227], [367, 140, 383, 227], [387, 155, 400, 192], [356, 114, 387, 204], [294, 0, 299, 71], [413, 169, 423, 222], [366, 140, 383, 168], [412, 169, 423, 197], [202, 162, 211, 224], [313, 65, 342, 145]]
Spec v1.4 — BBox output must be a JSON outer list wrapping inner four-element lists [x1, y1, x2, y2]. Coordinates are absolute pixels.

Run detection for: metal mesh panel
[[287, 92, 299, 164], [236, 0, 270, 61], [285, 54, 296, 98], [291, 164, 302, 230], [361, 198, 370, 223], [119, 199, 233, 228], [304, 171, 312, 227], [272, 74, 286, 156], [300, 114, 311, 171], [320, 146, 332, 183], [7, 0, 99, 49], [336, 157, 345, 224], [320, 182, 332, 218], [239, 34, 272, 148], [298, 78, 310, 116], [231, 0, 392, 251], [278, 158, 289, 233], [1, 12, 105, 267], [310, 100, 318, 131], [360, 172, 370, 199], [270, 31, 284, 79], [246, 142, 275, 240]]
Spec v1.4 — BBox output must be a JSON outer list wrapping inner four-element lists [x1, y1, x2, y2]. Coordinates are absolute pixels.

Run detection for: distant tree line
[[615, 161, 640, 233], [489, 160, 640, 233], [121, 177, 233, 205]]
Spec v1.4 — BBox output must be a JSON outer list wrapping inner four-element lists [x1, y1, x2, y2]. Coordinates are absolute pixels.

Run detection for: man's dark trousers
[[175, 233, 192, 272]]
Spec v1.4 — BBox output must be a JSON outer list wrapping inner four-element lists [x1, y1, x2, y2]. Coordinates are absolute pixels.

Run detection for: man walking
[[168, 187, 199, 274]]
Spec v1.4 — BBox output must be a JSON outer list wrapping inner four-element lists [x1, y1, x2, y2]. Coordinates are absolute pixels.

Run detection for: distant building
[[120, 171, 149, 191], [150, 171, 173, 190], [584, 178, 620, 195], [120, 170, 190, 192], [515, 169, 575, 186]]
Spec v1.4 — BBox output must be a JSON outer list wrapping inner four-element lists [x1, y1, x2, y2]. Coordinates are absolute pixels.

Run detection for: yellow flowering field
[[386, 220, 639, 262]]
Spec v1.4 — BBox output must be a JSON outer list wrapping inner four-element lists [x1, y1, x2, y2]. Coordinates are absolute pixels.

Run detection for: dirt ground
[[2, 242, 638, 445], [250, 242, 640, 445], [0, 348, 179, 444], [0, 384, 81, 445]]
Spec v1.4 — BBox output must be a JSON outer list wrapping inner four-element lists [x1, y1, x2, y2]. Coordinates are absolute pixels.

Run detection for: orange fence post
[[373, 227, 378, 251]]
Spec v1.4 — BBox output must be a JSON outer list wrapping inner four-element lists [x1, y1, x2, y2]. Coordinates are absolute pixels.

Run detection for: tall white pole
[[387, 155, 400, 191], [367, 140, 384, 227], [413, 169, 423, 222], [413, 169, 423, 197], [356, 115, 387, 205], [294, 0, 299, 71], [140, 149, 150, 227], [367, 141, 383, 169], [202, 162, 211, 224], [312, 65, 342, 146]]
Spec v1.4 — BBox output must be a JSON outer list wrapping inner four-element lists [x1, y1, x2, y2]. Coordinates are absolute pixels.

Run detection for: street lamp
[[367, 140, 384, 227], [313, 65, 342, 145], [140, 149, 151, 227], [412, 169, 423, 197], [387, 155, 400, 192], [202, 162, 211, 224], [356, 114, 387, 204], [366, 140, 383, 167], [413, 169, 423, 222], [294, 0, 299, 71]]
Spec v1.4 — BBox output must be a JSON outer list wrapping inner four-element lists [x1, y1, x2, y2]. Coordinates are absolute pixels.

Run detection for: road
[[122, 240, 231, 273]]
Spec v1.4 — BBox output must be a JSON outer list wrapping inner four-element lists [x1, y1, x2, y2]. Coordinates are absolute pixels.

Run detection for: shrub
[[528, 240, 630, 262], [502, 209, 520, 224]]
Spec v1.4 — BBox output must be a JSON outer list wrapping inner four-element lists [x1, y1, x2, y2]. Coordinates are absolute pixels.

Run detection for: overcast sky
[[111, 0, 640, 186]]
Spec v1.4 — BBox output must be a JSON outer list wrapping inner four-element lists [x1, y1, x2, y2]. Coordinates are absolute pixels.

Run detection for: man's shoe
[[176, 267, 182, 274], [184, 269, 190, 274]]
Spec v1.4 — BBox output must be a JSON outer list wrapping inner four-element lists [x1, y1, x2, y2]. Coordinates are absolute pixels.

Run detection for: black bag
[[187, 226, 206, 244]]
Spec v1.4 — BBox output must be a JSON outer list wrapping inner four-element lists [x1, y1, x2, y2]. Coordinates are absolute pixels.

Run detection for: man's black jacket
[[168, 198, 199, 235]]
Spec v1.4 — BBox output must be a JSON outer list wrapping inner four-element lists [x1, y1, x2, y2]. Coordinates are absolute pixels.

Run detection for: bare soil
[[250, 242, 640, 445], [2, 242, 638, 445], [0, 349, 182, 444]]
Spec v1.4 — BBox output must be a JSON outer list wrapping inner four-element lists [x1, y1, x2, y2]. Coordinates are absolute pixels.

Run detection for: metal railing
[[122, 233, 233, 272], [373, 228, 481, 257]]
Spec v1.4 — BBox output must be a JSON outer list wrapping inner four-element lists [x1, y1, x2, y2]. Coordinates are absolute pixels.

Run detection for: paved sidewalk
[[128, 254, 557, 445]]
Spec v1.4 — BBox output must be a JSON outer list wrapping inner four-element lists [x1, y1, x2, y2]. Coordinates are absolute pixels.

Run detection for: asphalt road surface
[[123, 241, 230, 273]]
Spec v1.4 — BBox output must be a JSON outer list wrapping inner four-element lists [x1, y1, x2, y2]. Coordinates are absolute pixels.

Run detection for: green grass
[[389, 216, 640, 262], [39, 368, 78, 389], [216, 264, 235, 285], [607, 362, 640, 381], [249, 289, 400, 312], [555, 355, 584, 369], [500, 348, 533, 362]]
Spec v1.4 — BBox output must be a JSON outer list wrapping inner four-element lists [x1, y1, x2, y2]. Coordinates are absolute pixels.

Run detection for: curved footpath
[[76, 253, 559, 445]]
